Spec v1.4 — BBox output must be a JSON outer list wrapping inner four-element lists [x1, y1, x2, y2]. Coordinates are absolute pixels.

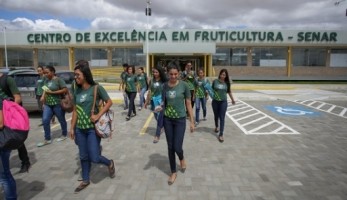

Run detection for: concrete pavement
[[1, 83, 347, 200]]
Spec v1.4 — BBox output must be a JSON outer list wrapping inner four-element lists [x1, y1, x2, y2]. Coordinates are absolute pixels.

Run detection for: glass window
[[38, 49, 69, 67], [112, 48, 145, 66], [213, 47, 248, 66], [330, 49, 347, 67], [292, 48, 326, 67], [74, 48, 108, 67], [252, 47, 287, 67], [4, 49, 33, 67]]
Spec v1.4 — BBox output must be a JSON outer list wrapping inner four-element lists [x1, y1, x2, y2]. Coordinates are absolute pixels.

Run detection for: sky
[[0, 0, 346, 31]]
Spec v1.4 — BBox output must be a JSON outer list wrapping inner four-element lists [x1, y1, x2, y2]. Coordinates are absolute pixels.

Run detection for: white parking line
[[227, 100, 300, 135], [293, 100, 347, 119]]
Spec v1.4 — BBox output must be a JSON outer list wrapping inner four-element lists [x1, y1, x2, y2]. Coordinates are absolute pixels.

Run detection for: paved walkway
[[1, 83, 347, 200]]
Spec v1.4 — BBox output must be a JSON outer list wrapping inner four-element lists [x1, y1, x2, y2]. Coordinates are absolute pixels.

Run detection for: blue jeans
[[75, 128, 111, 182], [163, 117, 186, 173], [126, 92, 137, 117], [0, 149, 17, 200], [139, 87, 147, 108], [122, 92, 128, 108], [211, 100, 227, 136], [195, 97, 207, 123], [42, 104, 67, 140]]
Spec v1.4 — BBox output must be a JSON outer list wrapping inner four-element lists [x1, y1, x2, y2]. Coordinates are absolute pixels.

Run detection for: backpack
[[0, 74, 30, 150], [0, 74, 14, 100]]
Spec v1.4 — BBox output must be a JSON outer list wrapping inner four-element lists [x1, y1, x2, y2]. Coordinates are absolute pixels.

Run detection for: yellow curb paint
[[42, 117, 72, 133], [103, 86, 119, 90], [111, 99, 123, 104], [139, 112, 153, 135]]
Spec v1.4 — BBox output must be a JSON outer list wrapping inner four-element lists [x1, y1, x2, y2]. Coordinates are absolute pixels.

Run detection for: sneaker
[[195, 121, 199, 126], [56, 136, 67, 142], [37, 140, 52, 147], [138, 107, 142, 111]]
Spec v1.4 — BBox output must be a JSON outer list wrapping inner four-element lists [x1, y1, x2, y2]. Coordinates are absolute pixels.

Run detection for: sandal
[[214, 127, 219, 133], [108, 160, 116, 178], [180, 159, 187, 173], [74, 181, 90, 193], [218, 136, 224, 143], [126, 116, 130, 121], [168, 173, 177, 185], [153, 136, 159, 144]]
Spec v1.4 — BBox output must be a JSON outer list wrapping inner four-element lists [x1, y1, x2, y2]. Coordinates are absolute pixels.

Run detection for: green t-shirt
[[44, 77, 67, 106], [137, 73, 147, 89], [120, 71, 127, 82], [125, 74, 137, 92], [74, 85, 110, 129], [150, 78, 164, 97], [0, 75, 20, 99], [36, 76, 45, 96], [195, 78, 209, 98], [182, 71, 196, 90], [164, 81, 191, 119], [212, 79, 228, 101]]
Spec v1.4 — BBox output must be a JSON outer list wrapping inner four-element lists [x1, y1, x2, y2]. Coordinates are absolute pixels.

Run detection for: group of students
[[0, 61, 236, 199], [119, 63, 149, 121], [126, 61, 236, 185]]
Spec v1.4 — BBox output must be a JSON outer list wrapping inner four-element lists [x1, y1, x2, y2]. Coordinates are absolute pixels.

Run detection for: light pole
[[145, 0, 151, 74], [2, 26, 8, 70]]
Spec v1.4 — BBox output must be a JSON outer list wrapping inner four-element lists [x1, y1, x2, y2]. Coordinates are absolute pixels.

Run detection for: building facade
[[1, 29, 347, 80]]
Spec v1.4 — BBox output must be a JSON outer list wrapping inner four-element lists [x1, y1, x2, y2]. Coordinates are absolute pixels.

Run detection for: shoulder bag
[[92, 85, 114, 139]]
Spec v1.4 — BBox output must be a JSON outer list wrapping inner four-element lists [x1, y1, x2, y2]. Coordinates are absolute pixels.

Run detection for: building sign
[[26, 30, 339, 44]]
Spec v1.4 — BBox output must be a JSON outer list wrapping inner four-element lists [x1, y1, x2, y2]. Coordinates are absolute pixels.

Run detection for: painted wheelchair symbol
[[274, 106, 314, 116]]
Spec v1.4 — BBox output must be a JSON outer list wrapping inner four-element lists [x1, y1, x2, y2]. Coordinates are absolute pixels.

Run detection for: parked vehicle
[[55, 71, 74, 90], [1, 69, 74, 112], [10, 71, 40, 112]]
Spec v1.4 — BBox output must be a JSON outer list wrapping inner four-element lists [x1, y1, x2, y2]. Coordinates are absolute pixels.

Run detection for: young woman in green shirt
[[121, 65, 138, 120], [163, 64, 195, 185], [69, 60, 115, 193], [211, 69, 236, 143]]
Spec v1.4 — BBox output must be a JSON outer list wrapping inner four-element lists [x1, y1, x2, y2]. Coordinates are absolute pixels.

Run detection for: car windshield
[[13, 74, 38, 87]]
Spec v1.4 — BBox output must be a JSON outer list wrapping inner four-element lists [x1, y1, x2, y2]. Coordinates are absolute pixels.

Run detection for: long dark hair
[[127, 65, 135, 75], [153, 66, 167, 83], [219, 69, 231, 92], [74, 60, 96, 86]]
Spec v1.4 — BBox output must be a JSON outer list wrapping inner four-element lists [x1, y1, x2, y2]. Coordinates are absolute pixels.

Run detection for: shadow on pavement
[[143, 153, 170, 176]]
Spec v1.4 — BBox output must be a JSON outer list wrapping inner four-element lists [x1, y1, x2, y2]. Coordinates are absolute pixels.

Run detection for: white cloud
[[0, 18, 73, 31], [0, 0, 346, 31]]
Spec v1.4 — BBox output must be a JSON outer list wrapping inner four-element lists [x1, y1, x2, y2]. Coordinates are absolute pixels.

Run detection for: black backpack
[[0, 74, 14, 100]]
